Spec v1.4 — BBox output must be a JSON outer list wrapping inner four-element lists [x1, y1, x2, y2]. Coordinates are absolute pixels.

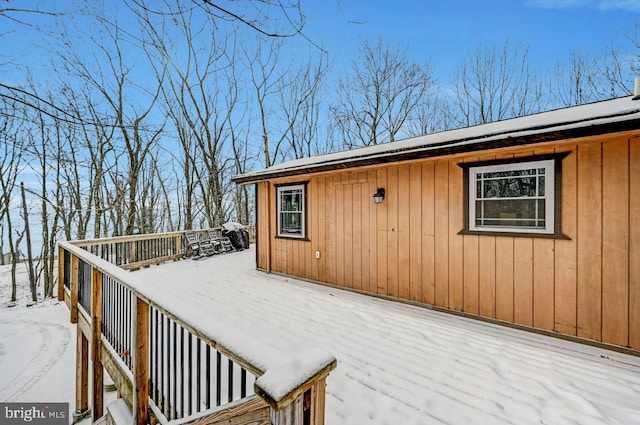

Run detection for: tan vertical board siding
[[256, 183, 265, 269], [335, 183, 345, 286], [263, 182, 271, 270], [577, 142, 603, 341], [495, 236, 515, 322], [273, 183, 282, 274], [409, 164, 423, 302], [352, 179, 363, 290], [270, 184, 278, 272], [463, 155, 489, 316], [344, 179, 354, 288], [376, 168, 389, 295], [310, 178, 319, 281], [304, 180, 313, 280], [448, 161, 464, 311], [318, 176, 327, 283], [387, 167, 399, 297], [288, 236, 295, 277], [257, 183, 263, 268], [479, 236, 496, 318], [360, 175, 371, 292], [554, 149, 578, 335], [367, 169, 378, 293], [463, 234, 479, 314], [533, 239, 555, 330], [398, 165, 411, 300], [602, 139, 630, 346], [327, 174, 339, 284], [434, 161, 449, 308], [292, 223, 300, 277], [630, 137, 640, 349], [421, 162, 436, 305], [513, 238, 534, 326]]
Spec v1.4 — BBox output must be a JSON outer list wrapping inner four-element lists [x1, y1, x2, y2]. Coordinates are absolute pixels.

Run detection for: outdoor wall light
[[373, 187, 385, 204]]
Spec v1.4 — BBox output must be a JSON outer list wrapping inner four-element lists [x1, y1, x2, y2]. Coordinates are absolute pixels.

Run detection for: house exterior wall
[[255, 132, 640, 350]]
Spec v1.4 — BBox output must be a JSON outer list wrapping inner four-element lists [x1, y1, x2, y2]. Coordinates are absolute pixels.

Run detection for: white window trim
[[469, 159, 554, 234], [276, 184, 306, 238]]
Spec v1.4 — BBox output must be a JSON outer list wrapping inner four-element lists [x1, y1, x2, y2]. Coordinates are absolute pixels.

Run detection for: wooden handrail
[[59, 229, 334, 425], [70, 226, 256, 247]]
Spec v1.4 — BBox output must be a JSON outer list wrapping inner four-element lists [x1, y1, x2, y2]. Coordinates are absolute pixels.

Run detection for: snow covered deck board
[[134, 248, 640, 425]]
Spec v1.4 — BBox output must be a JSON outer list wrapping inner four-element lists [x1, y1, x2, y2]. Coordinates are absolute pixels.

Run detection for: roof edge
[[233, 113, 640, 185]]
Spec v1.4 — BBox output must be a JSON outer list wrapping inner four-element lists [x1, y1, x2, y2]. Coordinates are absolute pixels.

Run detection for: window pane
[[475, 199, 545, 228], [482, 168, 537, 179], [281, 189, 303, 212], [538, 199, 545, 219], [280, 212, 302, 234], [538, 176, 545, 197], [480, 176, 537, 198]]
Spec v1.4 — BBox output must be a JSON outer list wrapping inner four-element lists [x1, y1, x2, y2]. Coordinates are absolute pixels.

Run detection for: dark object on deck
[[222, 225, 250, 251]]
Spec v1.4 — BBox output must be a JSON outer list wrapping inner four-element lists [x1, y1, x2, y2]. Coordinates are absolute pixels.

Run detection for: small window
[[277, 184, 306, 238], [468, 159, 554, 235]]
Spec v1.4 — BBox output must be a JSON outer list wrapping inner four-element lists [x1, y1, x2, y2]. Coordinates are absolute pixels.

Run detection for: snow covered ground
[[0, 263, 76, 416], [136, 247, 640, 425], [1, 249, 640, 425]]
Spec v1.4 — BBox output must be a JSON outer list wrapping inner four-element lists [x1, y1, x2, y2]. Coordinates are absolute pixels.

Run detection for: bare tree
[[599, 41, 635, 99], [450, 41, 545, 127], [60, 2, 167, 235], [406, 90, 456, 136], [277, 53, 329, 160], [138, 0, 237, 228], [0, 100, 26, 302], [332, 36, 434, 147], [552, 51, 602, 107], [243, 37, 291, 167], [27, 91, 65, 298]]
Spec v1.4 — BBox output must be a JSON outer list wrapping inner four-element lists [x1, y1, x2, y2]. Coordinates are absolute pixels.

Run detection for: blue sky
[[297, 0, 640, 83], [3, 0, 640, 88]]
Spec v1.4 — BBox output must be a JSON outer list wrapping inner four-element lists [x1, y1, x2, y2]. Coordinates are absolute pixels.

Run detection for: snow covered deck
[[133, 246, 640, 425]]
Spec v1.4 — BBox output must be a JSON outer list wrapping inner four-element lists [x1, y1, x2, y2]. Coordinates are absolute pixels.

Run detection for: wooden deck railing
[[58, 228, 335, 425]]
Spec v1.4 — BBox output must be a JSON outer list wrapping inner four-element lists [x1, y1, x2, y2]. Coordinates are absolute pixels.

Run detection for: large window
[[277, 184, 306, 238], [465, 158, 559, 236]]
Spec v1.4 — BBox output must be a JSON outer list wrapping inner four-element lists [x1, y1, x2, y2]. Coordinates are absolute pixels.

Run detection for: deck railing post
[[70, 254, 79, 324], [269, 395, 303, 425], [91, 268, 104, 421], [133, 296, 149, 425], [310, 378, 327, 425], [58, 246, 64, 301], [255, 352, 336, 425], [175, 235, 182, 257], [74, 326, 90, 422], [267, 381, 327, 425], [130, 241, 137, 264]]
